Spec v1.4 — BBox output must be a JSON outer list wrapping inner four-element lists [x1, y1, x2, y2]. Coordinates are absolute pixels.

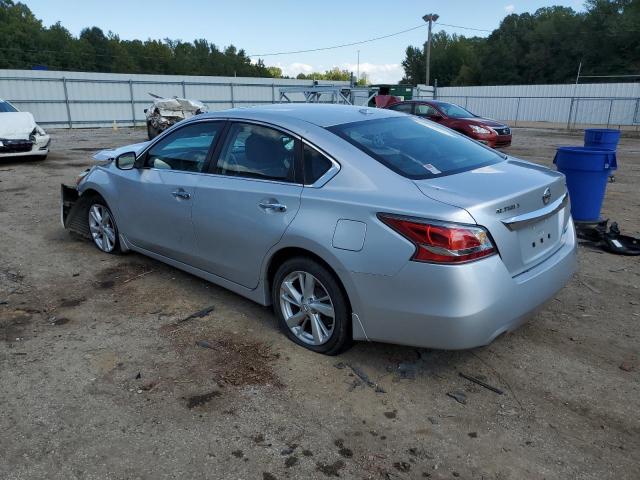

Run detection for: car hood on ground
[[0, 112, 37, 139], [93, 141, 150, 161]]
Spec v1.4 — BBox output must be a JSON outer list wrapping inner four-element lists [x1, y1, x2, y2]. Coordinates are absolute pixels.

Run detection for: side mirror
[[143, 108, 148, 114], [115, 151, 136, 170]]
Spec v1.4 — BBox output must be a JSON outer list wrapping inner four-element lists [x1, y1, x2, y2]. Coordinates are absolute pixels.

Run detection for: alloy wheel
[[279, 271, 335, 346], [88, 204, 116, 253]]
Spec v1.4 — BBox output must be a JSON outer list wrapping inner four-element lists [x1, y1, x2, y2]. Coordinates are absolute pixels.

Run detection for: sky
[[24, 0, 586, 83]]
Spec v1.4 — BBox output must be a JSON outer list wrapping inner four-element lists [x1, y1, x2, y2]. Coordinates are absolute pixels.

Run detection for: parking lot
[[1, 127, 639, 479]]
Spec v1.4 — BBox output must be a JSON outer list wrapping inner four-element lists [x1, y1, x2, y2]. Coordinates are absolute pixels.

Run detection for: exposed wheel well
[[80, 188, 105, 202], [266, 247, 352, 314], [62, 188, 106, 237]]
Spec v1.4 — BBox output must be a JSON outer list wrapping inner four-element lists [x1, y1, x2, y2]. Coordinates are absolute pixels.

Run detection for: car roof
[[199, 103, 404, 128]]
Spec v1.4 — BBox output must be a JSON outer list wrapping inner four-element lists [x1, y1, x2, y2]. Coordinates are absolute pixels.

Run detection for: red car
[[385, 100, 512, 148]]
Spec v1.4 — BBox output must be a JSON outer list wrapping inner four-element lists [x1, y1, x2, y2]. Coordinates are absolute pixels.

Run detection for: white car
[[0, 99, 50, 159]]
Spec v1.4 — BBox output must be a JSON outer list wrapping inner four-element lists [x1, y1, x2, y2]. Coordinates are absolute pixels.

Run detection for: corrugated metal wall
[[419, 83, 640, 127], [0, 69, 350, 128]]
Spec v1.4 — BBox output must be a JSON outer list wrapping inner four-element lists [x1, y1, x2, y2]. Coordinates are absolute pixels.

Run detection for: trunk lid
[[414, 158, 570, 276]]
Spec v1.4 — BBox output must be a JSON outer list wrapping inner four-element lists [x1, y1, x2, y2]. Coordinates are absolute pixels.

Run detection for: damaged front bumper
[[61, 184, 90, 237], [0, 135, 50, 158], [149, 115, 180, 131]]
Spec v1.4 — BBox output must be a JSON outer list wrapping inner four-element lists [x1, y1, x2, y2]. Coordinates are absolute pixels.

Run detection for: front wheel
[[272, 257, 352, 355], [87, 201, 119, 254]]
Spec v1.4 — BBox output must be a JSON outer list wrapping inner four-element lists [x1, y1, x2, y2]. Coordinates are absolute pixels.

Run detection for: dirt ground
[[1, 126, 639, 480]]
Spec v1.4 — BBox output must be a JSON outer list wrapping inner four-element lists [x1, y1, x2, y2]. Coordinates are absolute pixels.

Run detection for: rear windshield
[[0, 101, 18, 113], [328, 116, 502, 179]]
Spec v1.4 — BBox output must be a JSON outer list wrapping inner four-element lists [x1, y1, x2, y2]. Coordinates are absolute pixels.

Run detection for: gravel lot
[[1, 126, 639, 480]]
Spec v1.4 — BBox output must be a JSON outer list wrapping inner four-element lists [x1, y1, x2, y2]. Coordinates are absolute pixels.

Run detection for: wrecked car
[[0, 98, 50, 160], [144, 93, 207, 140], [61, 104, 577, 356]]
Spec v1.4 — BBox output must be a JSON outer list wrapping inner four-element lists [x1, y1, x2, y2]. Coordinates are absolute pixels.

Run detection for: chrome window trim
[[136, 116, 340, 188], [219, 117, 302, 142]]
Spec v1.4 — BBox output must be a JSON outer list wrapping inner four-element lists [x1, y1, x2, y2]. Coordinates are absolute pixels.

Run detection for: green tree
[[401, 1, 640, 87], [0, 0, 277, 77], [297, 67, 352, 82]]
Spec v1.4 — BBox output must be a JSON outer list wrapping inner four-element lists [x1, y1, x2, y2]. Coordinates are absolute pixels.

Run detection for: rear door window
[[328, 116, 502, 179], [415, 104, 438, 117], [387, 102, 413, 114], [215, 123, 298, 183]]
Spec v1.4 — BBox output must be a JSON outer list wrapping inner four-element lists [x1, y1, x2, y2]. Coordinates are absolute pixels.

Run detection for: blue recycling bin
[[584, 128, 620, 150], [554, 147, 617, 222]]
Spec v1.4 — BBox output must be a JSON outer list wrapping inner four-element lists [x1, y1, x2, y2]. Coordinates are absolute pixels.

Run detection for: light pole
[[422, 13, 439, 87]]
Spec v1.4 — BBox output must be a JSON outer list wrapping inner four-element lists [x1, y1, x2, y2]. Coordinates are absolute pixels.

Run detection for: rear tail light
[[378, 214, 496, 264]]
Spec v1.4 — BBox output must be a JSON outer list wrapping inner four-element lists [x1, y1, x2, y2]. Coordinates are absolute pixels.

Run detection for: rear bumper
[[349, 219, 577, 349]]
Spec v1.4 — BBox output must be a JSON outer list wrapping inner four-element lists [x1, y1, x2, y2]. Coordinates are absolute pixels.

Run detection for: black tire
[[86, 198, 120, 254], [272, 257, 352, 355]]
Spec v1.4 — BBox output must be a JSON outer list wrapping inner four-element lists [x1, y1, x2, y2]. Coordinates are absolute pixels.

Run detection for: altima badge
[[542, 187, 551, 205], [496, 203, 519, 214]]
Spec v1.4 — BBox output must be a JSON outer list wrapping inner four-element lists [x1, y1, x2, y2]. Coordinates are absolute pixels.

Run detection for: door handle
[[172, 190, 191, 200], [258, 201, 287, 212]]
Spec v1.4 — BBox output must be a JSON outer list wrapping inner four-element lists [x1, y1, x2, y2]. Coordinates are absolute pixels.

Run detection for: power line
[[438, 22, 491, 32], [247, 21, 496, 57], [247, 24, 426, 57], [247, 18, 640, 58]]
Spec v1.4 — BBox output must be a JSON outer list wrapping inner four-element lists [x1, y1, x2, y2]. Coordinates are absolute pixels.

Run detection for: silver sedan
[[61, 104, 577, 355]]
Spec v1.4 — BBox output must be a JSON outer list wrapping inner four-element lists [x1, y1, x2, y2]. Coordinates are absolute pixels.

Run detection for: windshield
[[435, 102, 476, 119], [328, 116, 502, 179], [0, 101, 18, 113]]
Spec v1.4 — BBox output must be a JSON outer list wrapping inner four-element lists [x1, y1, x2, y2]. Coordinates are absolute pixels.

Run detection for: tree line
[[0, 0, 275, 77], [402, 0, 640, 86], [2, 0, 638, 86], [0, 0, 361, 81]]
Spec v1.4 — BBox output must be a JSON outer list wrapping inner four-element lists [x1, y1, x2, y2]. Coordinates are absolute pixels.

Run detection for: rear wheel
[[272, 257, 352, 355], [87, 201, 119, 254]]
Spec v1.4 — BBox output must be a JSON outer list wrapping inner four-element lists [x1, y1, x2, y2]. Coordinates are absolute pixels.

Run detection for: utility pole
[[422, 13, 439, 87], [575, 61, 582, 85], [357, 50, 360, 85]]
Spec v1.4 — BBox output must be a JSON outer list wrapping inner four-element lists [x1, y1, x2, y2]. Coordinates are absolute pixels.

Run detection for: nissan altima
[[61, 104, 577, 355]]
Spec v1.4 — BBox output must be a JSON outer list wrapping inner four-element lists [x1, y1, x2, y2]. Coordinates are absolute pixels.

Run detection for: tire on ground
[[272, 256, 352, 355]]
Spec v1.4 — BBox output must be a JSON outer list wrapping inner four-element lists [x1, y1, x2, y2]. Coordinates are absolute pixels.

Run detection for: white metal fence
[[3, 69, 639, 130], [0, 69, 349, 128], [415, 82, 640, 129]]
